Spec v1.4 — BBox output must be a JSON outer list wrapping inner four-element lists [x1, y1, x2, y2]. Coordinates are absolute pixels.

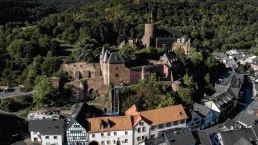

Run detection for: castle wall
[[61, 62, 101, 80], [155, 37, 176, 49], [130, 68, 142, 83]]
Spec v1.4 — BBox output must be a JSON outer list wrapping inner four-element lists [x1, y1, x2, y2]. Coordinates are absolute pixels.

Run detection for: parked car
[[3, 86, 11, 93]]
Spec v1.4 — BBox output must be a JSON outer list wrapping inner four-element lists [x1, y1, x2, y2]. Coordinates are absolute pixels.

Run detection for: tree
[[72, 37, 99, 62], [34, 75, 56, 107], [157, 93, 176, 108], [41, 55, 62, 76], [119, 45, 136, 60], [178, 87, 192, 104]]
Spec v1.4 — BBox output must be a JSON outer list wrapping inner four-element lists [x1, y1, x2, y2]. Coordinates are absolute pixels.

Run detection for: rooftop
[[29, 119, 64, 135], [126, 104, 188, 126], [87, 116, 132, 133], [145, 128, 195, 145]]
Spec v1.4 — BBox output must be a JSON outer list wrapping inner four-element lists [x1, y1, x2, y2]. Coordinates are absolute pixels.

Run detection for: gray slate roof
[[107, 52, 125, 64], [197, 130, 212, 145], [29, 119, 64, 135], [233, 137, 252, 145], [160, 52, 177, 67], [145, 128, 195, 145], [234, 101, 258, 126], [193, 103, 211, 117], [220, 126, 258, 145]]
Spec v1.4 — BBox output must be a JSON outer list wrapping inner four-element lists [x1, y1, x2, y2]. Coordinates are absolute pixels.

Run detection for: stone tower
[[100, 47, 129, 85], [142, 24, 156, 48], [142, 11, 156, 48]]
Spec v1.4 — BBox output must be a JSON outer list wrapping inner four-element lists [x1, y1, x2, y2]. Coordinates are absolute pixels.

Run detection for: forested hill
[[0, 0, 57, 24], [0, 0, 96, 24], [39, 0, 258, 50], [0, 0, 258, 86]]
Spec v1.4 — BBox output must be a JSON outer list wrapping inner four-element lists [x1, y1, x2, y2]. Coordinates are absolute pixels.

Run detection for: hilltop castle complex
[[141, 23, 191, 55]]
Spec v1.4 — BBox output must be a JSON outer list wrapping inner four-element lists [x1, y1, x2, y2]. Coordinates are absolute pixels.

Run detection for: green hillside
[[0, 0, 257, 86]]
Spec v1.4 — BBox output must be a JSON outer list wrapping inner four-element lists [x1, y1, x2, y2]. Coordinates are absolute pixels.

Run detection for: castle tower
[[142, 24, 156, 48], [141, 11, 156, 48]]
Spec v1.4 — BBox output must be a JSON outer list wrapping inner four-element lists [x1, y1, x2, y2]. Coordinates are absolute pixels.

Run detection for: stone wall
[[61, 62, 101, 80]]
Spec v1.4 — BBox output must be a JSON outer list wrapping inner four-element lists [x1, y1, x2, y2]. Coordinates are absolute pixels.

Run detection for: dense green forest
[[0, 0, 257, 89]]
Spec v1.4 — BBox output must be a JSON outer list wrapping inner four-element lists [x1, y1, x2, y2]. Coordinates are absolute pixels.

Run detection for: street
[[0, 86, 35, 99]]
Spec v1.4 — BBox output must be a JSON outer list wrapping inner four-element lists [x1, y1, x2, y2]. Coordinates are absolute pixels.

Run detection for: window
[[54, 136, 58, 139], [139, 122, 144, 126], [142, 136, 145, 140], [137, 137, 141, 141], [92, 134, 95, 138], [101, 141, 105, 145], [125, 139, 128, 143], [167, 122, 171, 127], [137, 128, 141, 133], [113, 140, 116, 144], [115, 74, 119, 77], [174, 121, 178, 125], [108, 132, 110, 136], [151, 135, 155, 138], [101, 133, 104, 136], [142, 127, 146, 132], [114, 132, 117, 136], [107, 140, 110, 144], [181, 119, 185, 124], [34, 137, 38, 142], [125, 131, 128, 135], [159, 124, 164, 129], [151, 126, 156, 130], [45, 136, 49, 139]]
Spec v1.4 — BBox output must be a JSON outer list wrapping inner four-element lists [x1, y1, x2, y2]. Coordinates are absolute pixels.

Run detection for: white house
[[66, 104, 188, 145], [29, 119, 64, 145]]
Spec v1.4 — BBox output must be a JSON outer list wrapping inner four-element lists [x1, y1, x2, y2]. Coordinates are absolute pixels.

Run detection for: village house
[[29, 119, 65, 145], [188, 103, 220, 131], [66, 104, 188, 145], [202, 72, 244, 119]]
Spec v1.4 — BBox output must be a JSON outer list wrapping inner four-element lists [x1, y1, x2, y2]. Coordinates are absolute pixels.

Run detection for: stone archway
[[89, 141, 99, 145]]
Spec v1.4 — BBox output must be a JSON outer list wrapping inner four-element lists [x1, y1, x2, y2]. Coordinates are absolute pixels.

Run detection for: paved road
[[0, 86, 35, 99]]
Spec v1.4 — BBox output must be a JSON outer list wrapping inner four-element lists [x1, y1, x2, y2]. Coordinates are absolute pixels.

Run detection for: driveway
[[0, 86, 35, 99]]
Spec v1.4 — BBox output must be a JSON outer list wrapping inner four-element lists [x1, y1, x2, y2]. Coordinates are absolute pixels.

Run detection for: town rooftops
[[126, 104, 187, 126], [234, 101, 258, 126], [193, 103, 211, 117], [29, 119, 64, 135], [145, 128, 195, 145], [219, 125, 258, 145], [87, 116, 132, 133]]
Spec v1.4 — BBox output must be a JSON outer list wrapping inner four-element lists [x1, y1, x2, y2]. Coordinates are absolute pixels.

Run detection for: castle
[[100, 47, 177, 85], [141, 23, 191, 54]]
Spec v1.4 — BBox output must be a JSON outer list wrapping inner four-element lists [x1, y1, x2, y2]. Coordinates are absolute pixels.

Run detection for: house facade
[[188, 103, 220, 131], [29, 119, 64, 145], [66, 104, 188, 145]]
